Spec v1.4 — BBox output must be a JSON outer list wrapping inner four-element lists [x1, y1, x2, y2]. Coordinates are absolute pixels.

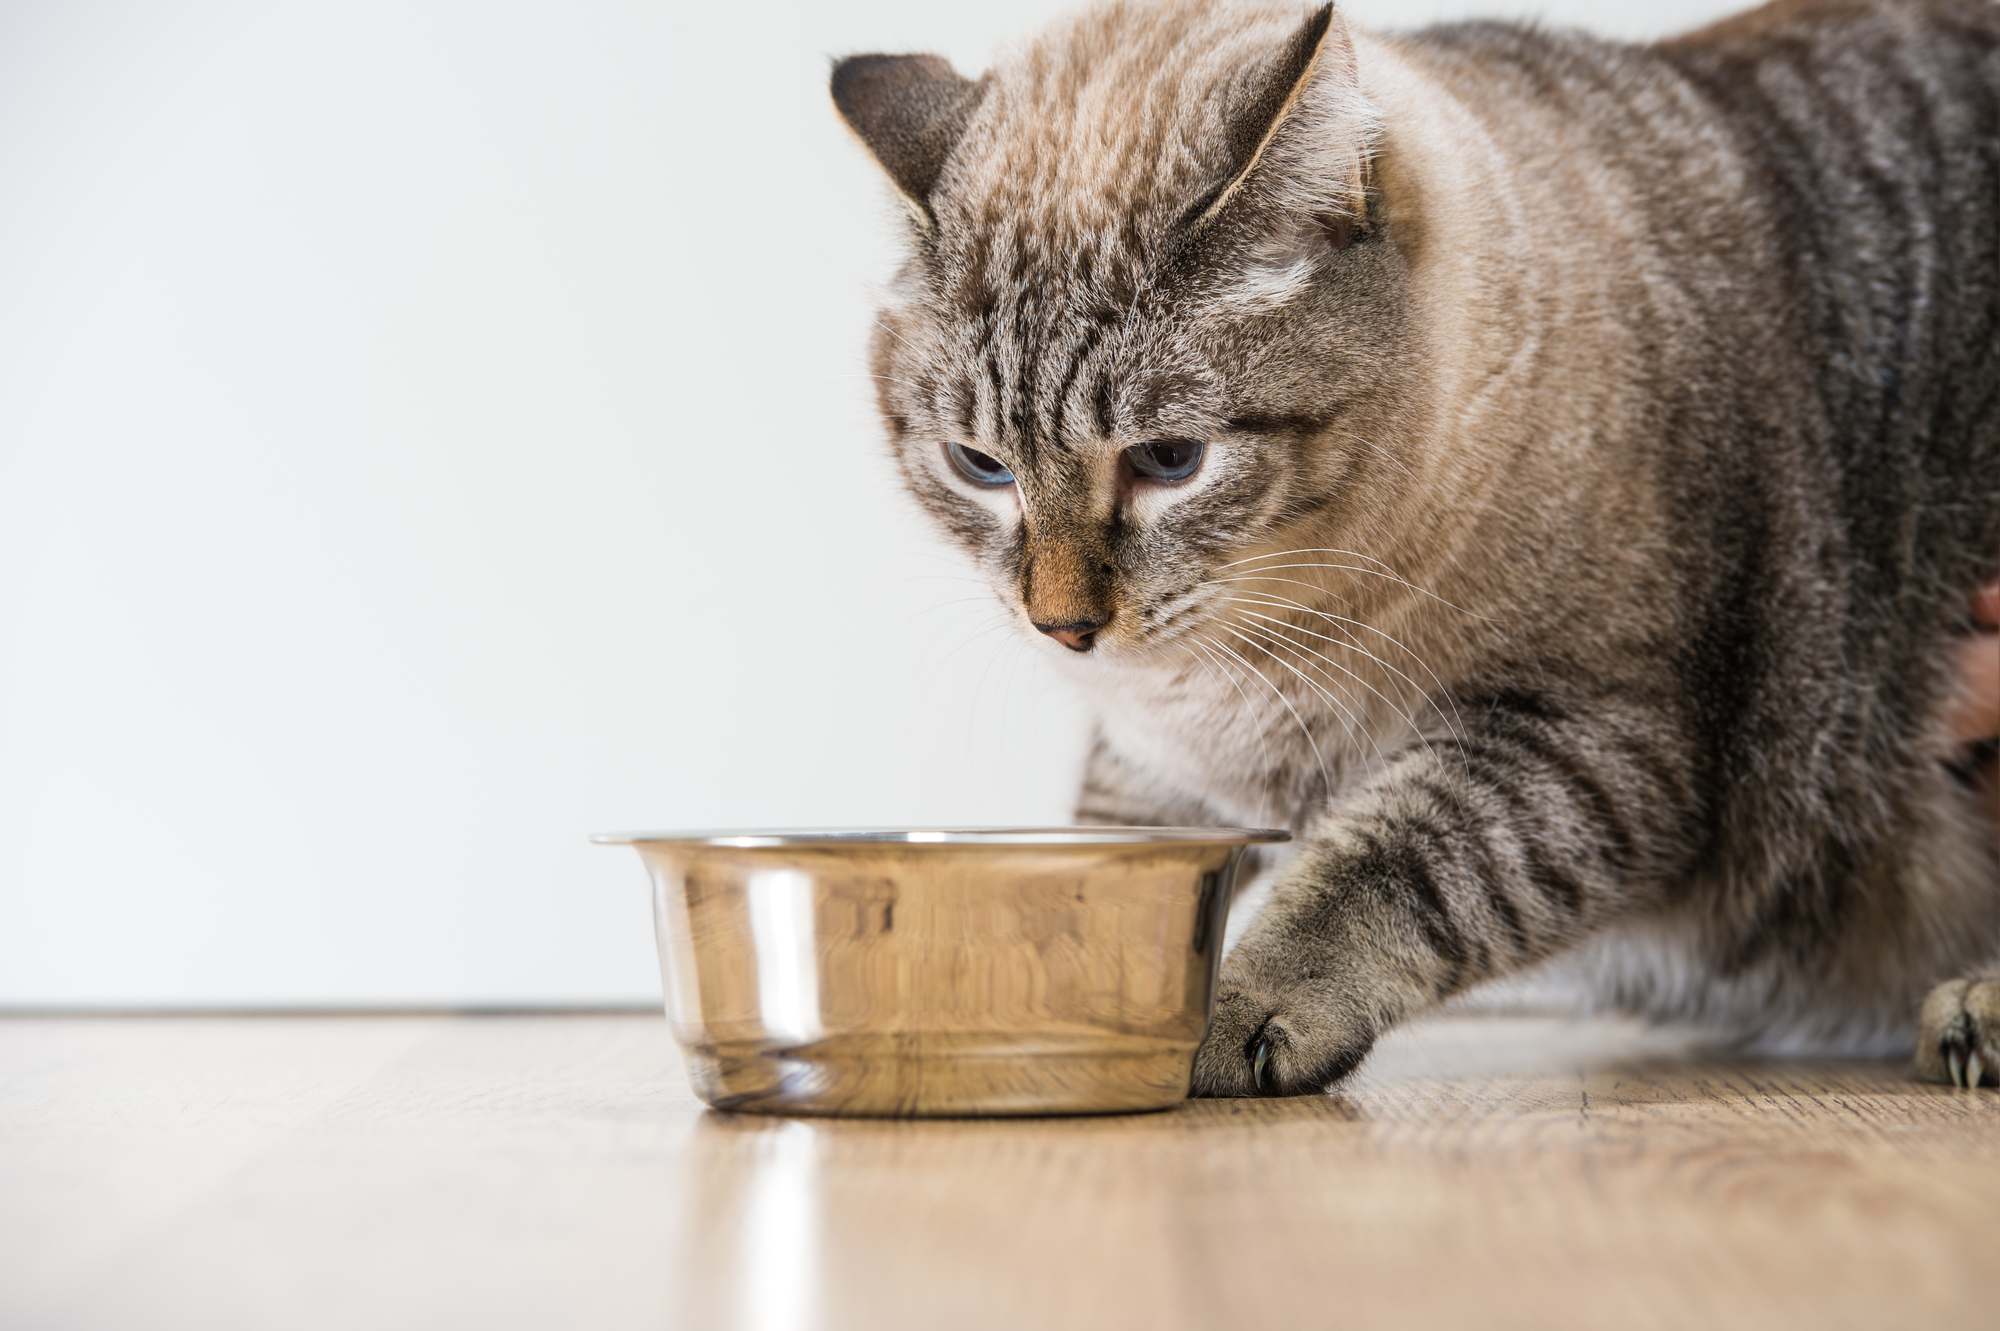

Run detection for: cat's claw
[[1191, 979, 1376, 1097], [1918, 978, 2000, 1088]]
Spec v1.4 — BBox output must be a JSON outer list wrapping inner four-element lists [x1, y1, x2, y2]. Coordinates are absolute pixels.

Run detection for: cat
[[830, 0, 2000, 1094]]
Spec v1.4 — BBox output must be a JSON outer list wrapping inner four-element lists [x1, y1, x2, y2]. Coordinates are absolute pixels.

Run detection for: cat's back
[[1650, 0, 2000, 516], [1397, 0, 2000, 582]]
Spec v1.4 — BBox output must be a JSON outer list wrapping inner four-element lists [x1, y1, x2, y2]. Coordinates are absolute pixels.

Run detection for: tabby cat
[[830, 0, 2000, 1094]]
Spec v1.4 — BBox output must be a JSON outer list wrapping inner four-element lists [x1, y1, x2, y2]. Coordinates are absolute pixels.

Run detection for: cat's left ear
[[831, 54, 987, 227], [1191, 3, 1374, 246]]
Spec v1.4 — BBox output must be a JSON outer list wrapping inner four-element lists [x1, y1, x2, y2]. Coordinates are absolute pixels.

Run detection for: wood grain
[[2, 1012, 1994, 1329]]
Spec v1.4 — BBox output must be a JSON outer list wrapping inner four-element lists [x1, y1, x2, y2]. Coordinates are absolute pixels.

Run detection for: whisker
[[1208, 587, 1480, 763], [1330, 429, 1419, 484], [886, 573, 990, 586], [1218, 621, 1391, 774], [996, 628, 1033, 774], [868, 315, 924, 357], [1220, 545, 1403, 575], [1228, 605, 1431, 728], [932, 614, 1019, 673], [1182, 641, 1280, 828], [1216, 548, 1496, 621], [1218, 592, 1472, 758], [1192, 642, 1283, 826], [897, 594, 1009, 634], [1218, 563, 1493, 621], [1204, 637, 1334, 804], [1208, 573, 1359, 608], [833, 371, 931, 393], [1223, 598, 1411, 701], [900, 549, 988, 566], [965, 619, 1022, 754], [1225, 615, 1427, 775]]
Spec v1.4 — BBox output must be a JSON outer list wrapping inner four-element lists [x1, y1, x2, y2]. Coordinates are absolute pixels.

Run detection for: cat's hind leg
[[1917, 579, 1999, 1088], [1918, 970, 2000, 1088]]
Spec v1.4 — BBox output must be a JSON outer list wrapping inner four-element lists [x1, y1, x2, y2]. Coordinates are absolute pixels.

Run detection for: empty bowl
[[594, 827, 1288, 1116]]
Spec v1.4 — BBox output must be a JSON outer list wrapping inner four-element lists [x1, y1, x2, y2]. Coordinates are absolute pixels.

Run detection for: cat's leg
[[1945, 575, 1999, 843], [1192, 691, 1689, 1096], [1917, 578, 2000, 1087], [1918, 967, 2000, 1088]]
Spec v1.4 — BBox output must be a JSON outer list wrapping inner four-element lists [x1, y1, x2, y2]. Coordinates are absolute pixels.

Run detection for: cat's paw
[[1190, 979, 1376, 1097], [1917, 977, 2000, 1088]]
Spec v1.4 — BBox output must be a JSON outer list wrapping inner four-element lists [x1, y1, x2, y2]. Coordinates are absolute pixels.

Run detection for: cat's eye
[[947, 440, 1014, 486], [1125, 438, 1205, 482]]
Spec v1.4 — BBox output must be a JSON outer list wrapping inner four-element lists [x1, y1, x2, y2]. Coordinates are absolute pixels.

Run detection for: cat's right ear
[[831, 54, 986, 227]]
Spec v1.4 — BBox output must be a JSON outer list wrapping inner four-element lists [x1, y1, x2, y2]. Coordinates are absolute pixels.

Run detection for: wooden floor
[[2, 1012, 1995, 1330]]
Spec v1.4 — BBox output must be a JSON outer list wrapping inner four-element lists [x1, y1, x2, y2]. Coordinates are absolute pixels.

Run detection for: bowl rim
[[590, 825, 1291, 848]]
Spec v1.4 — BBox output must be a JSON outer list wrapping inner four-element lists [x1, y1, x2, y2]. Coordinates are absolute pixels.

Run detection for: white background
[[0, 0, 1735, 1007]]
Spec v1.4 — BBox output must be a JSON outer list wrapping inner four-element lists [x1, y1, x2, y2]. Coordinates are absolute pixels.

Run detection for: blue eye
[[948, 440, 1014, 485], [1126, 438, 1204, 482]]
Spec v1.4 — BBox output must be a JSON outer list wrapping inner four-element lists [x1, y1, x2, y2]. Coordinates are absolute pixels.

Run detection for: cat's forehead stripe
[[934, 4, 1317, 283]]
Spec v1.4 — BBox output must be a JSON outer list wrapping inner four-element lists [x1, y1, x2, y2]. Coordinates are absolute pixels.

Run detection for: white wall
[[0, 0, 1736, 1007]]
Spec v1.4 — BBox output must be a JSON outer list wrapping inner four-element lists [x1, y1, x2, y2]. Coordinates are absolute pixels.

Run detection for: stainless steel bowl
[[594, 827, 1289, 1117]]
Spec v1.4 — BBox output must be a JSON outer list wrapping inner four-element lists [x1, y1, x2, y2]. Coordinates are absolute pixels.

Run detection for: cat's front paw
[[1190, 978, 1376, 1097], [1918, 977, 2000, 1088]]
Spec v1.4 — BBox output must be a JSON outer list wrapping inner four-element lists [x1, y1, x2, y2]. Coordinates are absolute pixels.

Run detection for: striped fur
[[834, 0, 2000, 1093]]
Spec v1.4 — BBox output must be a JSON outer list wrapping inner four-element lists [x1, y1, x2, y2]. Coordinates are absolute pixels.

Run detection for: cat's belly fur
[[1464, 914, 1919, 1056]]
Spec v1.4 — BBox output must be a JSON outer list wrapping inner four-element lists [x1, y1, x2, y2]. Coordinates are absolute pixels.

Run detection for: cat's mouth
[[1022, 585, 1221, 658]]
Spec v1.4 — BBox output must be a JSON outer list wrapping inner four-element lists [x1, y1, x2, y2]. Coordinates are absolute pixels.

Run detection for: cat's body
[[833, 0, 2000, 1091]]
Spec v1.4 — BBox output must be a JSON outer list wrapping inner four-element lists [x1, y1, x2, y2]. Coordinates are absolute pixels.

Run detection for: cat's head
[[834, 1, 1412, 659]]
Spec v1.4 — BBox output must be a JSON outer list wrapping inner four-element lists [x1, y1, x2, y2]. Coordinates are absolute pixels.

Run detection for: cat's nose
[[1022, 540, 1114, 651], [1033, 618, 1104, 652]]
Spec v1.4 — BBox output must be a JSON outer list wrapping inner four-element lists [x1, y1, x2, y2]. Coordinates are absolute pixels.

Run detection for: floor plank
[[1, 1012, 1993, 1329]]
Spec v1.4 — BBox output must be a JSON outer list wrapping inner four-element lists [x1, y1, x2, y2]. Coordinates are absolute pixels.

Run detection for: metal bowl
[[594, 827, 1289, 1117]]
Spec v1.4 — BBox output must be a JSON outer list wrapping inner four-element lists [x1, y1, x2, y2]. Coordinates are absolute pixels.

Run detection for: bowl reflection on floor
[[594, 827, 1288, 1117]]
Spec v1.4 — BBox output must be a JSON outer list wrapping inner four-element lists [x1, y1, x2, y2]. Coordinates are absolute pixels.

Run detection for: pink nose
[[1034, 619, 1103, 652]]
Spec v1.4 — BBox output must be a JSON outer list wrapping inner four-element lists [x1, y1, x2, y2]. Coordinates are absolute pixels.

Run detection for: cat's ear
[[1225, 5, 1338, 181], [831, 54, 987, 226], [1189, 3, 1371, 243]]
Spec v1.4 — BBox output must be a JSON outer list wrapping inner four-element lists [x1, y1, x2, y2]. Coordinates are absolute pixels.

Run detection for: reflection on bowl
[[594, 828, 1289, 1117]]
